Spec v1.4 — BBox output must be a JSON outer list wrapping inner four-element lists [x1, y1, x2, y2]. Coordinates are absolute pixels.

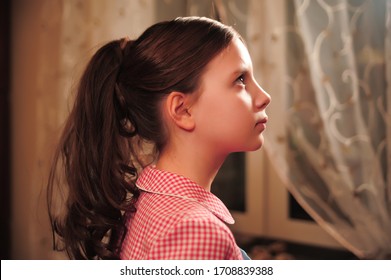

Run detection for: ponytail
[[47, 39, 142, 259]]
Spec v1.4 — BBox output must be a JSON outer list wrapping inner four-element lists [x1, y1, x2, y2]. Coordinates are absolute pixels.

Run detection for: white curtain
[[248, 0, 391, 259]]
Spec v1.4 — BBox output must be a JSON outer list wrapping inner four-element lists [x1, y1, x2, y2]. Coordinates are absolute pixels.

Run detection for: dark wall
[[0, 0, 11, 260]]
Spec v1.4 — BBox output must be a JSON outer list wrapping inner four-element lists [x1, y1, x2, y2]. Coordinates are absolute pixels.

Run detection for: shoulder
[[148, 208, 242, 259]]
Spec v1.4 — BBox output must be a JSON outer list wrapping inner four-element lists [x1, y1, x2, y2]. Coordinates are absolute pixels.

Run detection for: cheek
[[209, 106, 254, 141], [194, 88, 256, 139], [206, 95, 252, 130]]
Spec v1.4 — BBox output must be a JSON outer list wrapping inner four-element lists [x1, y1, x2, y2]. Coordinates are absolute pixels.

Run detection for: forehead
[[203, 37, 252, 75]]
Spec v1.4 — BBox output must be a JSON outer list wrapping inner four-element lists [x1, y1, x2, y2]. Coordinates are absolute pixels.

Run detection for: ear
[[164, 91, 195, 131]]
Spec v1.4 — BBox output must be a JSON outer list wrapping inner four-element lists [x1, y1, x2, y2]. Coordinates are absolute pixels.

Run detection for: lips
[[256, 116, 268, 125], [255, 117, 268, 130]]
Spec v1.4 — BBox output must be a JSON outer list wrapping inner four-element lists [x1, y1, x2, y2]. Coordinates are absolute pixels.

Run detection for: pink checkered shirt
[[120, 166, 243, 259]]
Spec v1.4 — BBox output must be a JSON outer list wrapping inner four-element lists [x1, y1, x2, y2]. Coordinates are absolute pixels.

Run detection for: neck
[[156, 144, 227, 191]]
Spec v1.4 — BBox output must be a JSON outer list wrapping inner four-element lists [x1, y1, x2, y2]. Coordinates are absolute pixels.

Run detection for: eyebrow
[[231, 67, 250, 77]]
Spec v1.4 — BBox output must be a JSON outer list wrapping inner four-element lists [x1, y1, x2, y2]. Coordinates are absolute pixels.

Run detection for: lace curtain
[[248, 0, 391, 259]]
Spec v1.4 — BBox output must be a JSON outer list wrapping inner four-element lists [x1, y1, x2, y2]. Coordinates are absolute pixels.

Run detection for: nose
[[253, 82, 271, 110]]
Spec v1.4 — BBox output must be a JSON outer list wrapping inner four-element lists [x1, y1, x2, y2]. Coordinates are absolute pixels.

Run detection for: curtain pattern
[[249, 0, 391, 259]]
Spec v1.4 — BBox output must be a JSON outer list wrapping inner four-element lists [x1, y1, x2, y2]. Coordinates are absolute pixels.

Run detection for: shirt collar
[[136, 166, 235, 224]]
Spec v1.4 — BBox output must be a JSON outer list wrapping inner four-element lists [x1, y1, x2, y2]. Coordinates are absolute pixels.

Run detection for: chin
[[250, 143, 264, 151], [249, 136, 265, 151], [228, 136, 265, 153], [241, 140, 264, 152]]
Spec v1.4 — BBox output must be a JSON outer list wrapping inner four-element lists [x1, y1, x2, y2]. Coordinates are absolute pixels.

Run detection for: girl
[[47, 16, 271, 260]]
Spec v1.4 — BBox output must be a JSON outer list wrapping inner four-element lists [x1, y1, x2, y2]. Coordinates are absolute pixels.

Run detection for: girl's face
[[191, 37, 271, 157]]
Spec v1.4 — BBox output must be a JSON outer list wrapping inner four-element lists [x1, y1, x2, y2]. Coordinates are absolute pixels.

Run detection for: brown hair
[[47, 16, 237, 259]]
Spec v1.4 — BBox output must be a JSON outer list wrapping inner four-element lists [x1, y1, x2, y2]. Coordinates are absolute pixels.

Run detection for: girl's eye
[[236, 74, 245, 85]]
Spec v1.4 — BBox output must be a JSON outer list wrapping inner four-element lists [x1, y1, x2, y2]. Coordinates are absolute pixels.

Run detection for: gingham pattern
[[120, 166, 243, 260]]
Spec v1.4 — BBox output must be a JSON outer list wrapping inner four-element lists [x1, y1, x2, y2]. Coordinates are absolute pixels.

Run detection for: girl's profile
[[47, 16, 271, 260]]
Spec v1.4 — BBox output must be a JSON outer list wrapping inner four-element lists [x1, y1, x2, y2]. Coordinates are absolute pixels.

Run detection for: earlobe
[[165, 92, 195, 131]]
